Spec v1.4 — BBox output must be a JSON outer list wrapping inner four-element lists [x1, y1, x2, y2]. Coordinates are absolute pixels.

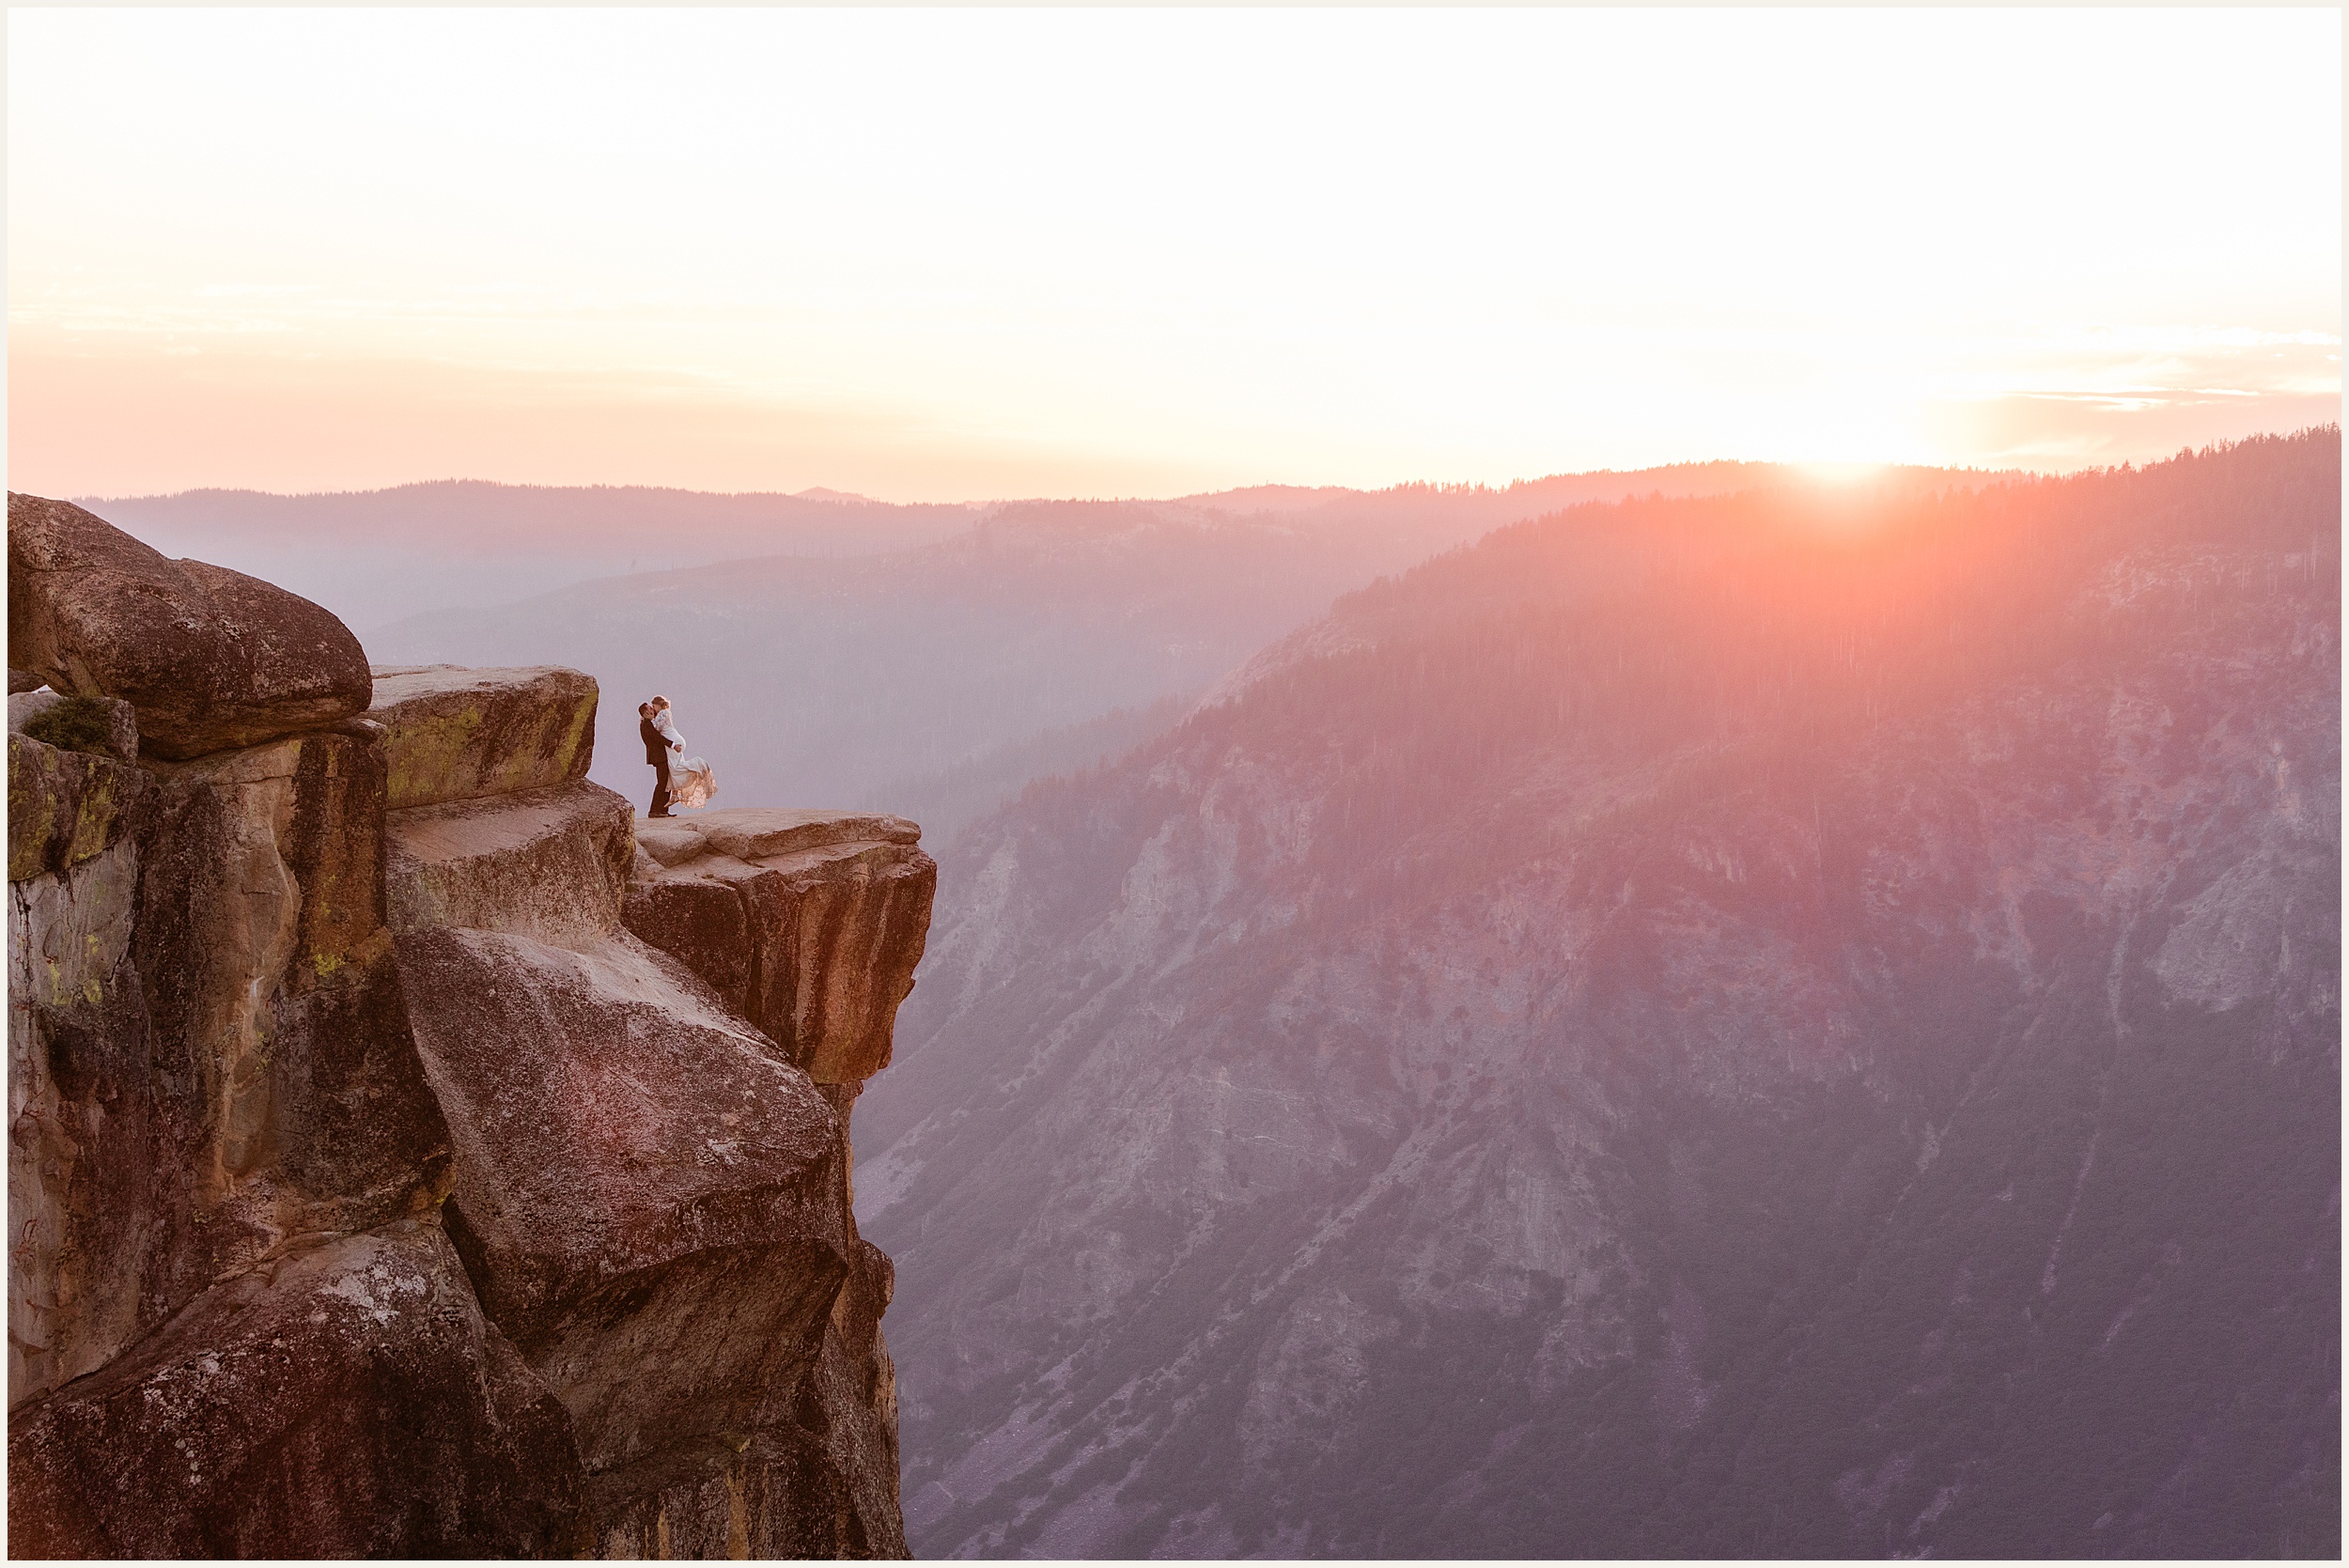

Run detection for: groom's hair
[[638, 702, 652, 715]]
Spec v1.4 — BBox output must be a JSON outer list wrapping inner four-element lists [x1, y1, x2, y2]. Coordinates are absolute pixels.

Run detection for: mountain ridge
[[360, 463, 1862, 846], [857, 428, 2341, 1559]]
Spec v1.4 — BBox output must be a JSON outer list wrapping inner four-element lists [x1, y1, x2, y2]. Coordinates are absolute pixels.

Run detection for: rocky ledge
[[627, 810, 934, 1085], [7, 493, 931, 1558]]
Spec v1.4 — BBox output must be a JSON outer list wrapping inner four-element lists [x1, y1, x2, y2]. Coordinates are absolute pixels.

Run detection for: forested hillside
[[857, 431, 2341, 1558]]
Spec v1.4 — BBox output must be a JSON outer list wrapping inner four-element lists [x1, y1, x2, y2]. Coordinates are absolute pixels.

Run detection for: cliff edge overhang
[[6, 492, 931, 1558]]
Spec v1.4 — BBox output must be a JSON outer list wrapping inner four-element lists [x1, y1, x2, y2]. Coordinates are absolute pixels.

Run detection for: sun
[[1793, 461, 1890, 489]]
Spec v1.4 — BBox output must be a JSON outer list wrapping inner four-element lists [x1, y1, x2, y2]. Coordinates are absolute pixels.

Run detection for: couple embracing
[[639, 694, 716, 817]]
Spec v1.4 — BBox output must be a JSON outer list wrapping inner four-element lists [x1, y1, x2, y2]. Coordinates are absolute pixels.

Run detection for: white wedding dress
[[654, 710, 718, 809]]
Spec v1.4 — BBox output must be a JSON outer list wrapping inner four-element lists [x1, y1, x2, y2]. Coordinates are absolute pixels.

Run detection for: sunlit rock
[[624, 809, 936, 1084], [8, 806, 149, 1407], [397, 925, 848, 1467], [8, 720, 450, 1413], [386, 778, 635, 950], [367, 662, 599, 809], [8, 493, 371, 759]]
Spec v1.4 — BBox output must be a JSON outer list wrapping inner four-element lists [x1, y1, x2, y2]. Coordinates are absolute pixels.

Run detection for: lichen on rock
[[367, 662, 599, 810], [7, 728, 148, 883]]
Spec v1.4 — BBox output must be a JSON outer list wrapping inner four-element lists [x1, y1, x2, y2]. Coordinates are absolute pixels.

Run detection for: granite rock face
[[8, 721, 451, 1420], [8, 1219, 581, 1559], [397, 925, 849, 1472], [372, 685, 922, 1553], [386, 780, 635, 950], [9, 517, 926, 1559], [8, 493, 371, 759], [572, 1111, 910, 1560], [135, 730, 455, 1264], [367, 663, 599, 810], [624, 809, 936, 1083], [8, 767, 151, 1406]]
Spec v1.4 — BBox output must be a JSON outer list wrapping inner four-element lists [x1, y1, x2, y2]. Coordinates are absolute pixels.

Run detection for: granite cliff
[[7, 493, 932, 1557]]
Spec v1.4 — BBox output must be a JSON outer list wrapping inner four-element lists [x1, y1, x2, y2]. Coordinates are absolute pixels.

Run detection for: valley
[[856, 431, 2341, 1558]]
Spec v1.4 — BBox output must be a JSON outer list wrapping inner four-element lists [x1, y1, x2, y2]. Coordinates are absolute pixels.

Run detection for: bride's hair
[[652, 695, 670, 708]]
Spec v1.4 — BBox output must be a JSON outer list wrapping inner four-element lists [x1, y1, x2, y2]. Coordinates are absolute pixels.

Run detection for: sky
[[8, 6, 2341, 503]]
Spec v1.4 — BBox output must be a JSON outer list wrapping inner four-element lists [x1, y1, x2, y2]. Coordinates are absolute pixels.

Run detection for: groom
[[639, 701, 673, 817]]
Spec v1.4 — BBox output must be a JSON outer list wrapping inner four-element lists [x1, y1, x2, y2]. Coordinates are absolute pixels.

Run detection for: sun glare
[[1796, 463, 1893, 489], [5, 7, 2339, 498]]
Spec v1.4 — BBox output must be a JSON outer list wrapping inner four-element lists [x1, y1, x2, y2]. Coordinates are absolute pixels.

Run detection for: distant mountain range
[[854, 430, 2341, 1557], [86, 464, 1810, 633], [344, 463, 1828, 839], [81, 480, 987, 627]]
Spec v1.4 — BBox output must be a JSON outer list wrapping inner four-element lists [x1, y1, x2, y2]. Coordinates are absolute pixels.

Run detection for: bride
[[649, 695, 718, 809]]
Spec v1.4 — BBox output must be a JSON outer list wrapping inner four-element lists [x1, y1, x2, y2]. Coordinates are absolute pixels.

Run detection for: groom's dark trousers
[[642, 715, 672, 815]]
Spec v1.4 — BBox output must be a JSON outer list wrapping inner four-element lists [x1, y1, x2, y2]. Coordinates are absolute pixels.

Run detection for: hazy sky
[[9, 7, 2341, 502]]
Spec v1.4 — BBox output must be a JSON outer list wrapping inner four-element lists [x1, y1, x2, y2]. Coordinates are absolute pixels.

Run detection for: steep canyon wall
[[859, 434, 2341, 1558]]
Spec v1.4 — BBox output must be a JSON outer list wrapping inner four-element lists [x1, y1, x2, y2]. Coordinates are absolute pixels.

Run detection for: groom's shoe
[[648, 810, 674, 818]]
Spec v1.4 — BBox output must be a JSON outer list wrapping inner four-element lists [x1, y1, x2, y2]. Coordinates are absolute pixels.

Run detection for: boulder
[[8, 667, 43, 693], [624, 828, 937, 1084], [396, 925, 851, 1473], [367, 663, 599, 810], [387, 780, 634, 950], [7, 493, 371, 760], [7, 1218, 583, 1558]]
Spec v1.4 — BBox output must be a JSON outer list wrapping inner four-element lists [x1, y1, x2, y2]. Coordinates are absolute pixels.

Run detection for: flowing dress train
[[653, 711, 718, 809]]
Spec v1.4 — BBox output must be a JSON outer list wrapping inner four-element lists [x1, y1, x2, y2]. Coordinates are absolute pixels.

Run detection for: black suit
[[641, 715, 673, 815]]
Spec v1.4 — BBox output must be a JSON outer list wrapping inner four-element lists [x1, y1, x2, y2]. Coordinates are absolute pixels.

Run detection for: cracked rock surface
[[9, 502, 926, 1558]]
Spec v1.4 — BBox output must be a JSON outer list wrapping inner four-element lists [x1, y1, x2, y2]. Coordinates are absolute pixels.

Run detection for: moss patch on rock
[[23, 695, 132, 760]]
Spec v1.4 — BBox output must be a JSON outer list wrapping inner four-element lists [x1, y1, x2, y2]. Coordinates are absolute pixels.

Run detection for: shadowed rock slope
[[858, 432, 2341, 1558], [7, 494, 932, 1558]]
